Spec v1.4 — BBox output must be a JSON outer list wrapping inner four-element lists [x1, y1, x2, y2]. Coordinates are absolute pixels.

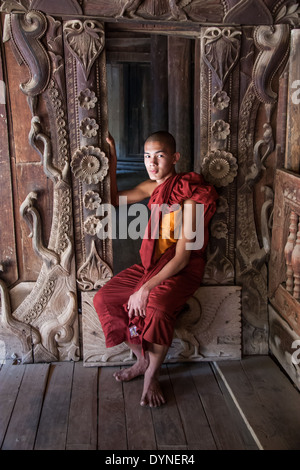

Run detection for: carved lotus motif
[[212, 120, 230, 140], [80, 117, 99, 138], [64, 20, 105, 79], [78, 88, 98, 110], [83, 190, 102, 210], [84, 215, 102, 236], [212, 90, 230, 110], [202, 150, 238, 187], [71, 146, 109, 184]]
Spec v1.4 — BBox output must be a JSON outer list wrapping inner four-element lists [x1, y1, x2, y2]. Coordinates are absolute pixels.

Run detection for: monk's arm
[[144, 199, 197, 290], [107, 134, 155, 206], [127, 199, 197, 318]]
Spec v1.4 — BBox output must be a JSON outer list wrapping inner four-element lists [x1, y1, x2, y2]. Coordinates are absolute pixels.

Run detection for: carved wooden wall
[[0, 0, 299, 368]]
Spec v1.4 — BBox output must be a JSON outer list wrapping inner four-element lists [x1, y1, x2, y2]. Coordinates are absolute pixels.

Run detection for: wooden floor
[[0, 356, 299, 451]]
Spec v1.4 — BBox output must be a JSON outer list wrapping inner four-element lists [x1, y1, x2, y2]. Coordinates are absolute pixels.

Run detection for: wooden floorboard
[[0, 356, 298, 450], [1, 363, 49, 450], [98, 366, 127, 450], [66, 362, 98, 450], [216, 356, 300, 450]]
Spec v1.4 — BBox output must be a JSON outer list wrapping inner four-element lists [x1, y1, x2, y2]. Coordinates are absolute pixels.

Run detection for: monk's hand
[[106, 133, 117, 160], [127, 286, 150, 319]]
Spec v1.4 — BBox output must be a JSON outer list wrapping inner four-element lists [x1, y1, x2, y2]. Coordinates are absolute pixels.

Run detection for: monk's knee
[[93, 288, 106, 317]]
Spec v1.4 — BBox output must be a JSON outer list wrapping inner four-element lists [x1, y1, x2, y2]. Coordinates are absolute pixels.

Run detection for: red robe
[[93, 172, 218, 351]]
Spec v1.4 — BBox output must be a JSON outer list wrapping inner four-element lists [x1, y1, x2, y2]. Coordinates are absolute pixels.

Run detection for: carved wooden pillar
[[236, 24, 290, 354], [63, 19, 113, 291], [285, 28, 300, 173], [196, 25, 240, 286], [196, 23, 290, 354]]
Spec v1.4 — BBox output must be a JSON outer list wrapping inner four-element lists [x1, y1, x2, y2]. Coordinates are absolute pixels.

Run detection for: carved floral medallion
[[80, 117, 99, 138], [83, 190, 102, 210], [202, 150, 238, 187], [211, 120, 230, 141], [78, 88, 98, 110], [212, 90, 230, 110], [71, 146, 109, 184]]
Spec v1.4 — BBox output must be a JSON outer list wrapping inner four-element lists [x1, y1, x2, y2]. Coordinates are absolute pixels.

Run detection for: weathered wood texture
[[268, 169, 300, 390], [0, 359, 261, 451], [168, 36, 192, 172], [269, 170, 300, 333], [216, 356, 300, 449], [25, 0, 300, 28], [1, 356, 300, 450], [0, 28, 18, 286]]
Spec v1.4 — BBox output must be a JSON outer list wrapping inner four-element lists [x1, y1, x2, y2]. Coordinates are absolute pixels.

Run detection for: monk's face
[[144, 140, 180, 184]]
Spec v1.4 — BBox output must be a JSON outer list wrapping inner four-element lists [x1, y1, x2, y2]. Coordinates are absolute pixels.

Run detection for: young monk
[[93, 131, 218, 407]]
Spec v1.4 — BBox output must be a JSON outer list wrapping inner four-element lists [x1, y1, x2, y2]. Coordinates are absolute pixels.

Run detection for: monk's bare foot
[[140, 369, 166, 407], [113, 356, 149, 382]]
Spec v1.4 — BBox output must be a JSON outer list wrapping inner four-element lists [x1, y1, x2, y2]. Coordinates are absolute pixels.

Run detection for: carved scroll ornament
[[253, 24, 290, 104], [6, 9, 50, 96]]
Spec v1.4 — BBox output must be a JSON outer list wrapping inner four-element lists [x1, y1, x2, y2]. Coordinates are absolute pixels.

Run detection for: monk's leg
[[140, 342, 168, 407], [113, 342, 149, 382]]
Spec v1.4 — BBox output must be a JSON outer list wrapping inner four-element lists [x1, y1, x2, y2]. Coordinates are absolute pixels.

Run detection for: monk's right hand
[[127, 286, 150, 319]]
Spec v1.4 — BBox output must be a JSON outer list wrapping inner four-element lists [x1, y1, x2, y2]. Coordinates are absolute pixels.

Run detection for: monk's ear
[[173, 152, 181, 164]]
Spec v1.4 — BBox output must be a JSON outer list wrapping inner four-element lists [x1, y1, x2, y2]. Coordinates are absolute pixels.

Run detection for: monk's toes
[[140, 397, 148, 407]]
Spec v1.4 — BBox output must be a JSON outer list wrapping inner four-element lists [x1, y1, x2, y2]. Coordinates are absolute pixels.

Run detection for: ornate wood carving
[[64, 19, 105, 80], [82, 286, 241, 367], [7, 10, 50, 96], [269, 170, 300, 336], [63, 18, 113, 291], [1, 0, 300, 27], [0, 117, 80, 363], [0, 10, 80, 363], [269, 305, 300, 392], [198, 24, 241, 289]]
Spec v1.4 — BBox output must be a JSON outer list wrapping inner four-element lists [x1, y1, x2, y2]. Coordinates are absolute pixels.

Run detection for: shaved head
[[144, 131, 176, 155]]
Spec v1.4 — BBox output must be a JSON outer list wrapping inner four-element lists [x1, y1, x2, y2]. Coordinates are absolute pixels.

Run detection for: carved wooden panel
[[269, 169, 300, 335], [81, 286, 241, 367], [269, 305, 300, 392], [0, 10, 82, 363], [63, 18, 113, 291]]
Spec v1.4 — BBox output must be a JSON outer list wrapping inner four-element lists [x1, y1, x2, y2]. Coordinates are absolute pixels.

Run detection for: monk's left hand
[[127, 286, 150, 319]]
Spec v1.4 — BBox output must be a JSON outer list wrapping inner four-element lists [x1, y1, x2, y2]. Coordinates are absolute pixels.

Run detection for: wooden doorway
[[0, 1, 299, 376]]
